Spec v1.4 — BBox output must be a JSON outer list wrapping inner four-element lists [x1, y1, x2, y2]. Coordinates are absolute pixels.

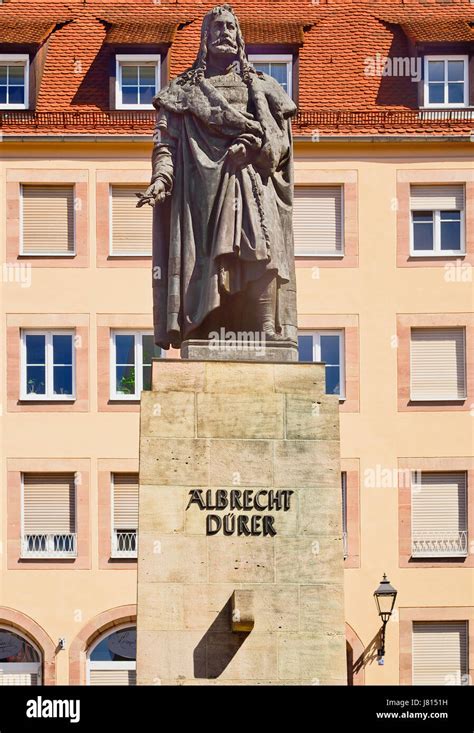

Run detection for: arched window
[[87, 624, 136, 685], [0, 627, 41, 685]]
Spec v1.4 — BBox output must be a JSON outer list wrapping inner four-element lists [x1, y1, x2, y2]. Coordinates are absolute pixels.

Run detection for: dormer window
[[0, 54, 29, 109], [424, 56, 468, 108], [248, 54, 292, 96], [115, 55, 160, 110]]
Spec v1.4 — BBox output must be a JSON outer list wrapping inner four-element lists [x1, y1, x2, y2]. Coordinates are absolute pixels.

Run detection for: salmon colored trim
[[69, 605, 136, 685], [7, 318, 89, 412], [396, 169, 474, 268], [345, 622, 365, 685], [0, 607, 57, 685], [398, 458, 474, 568], [6, 169, 89, 268], [342, 458, 360, 568], [97, 314, 154, 412], [6, 459, 91, 570], [397, 313, 474, 412], [96, 169, 152, 268], [399, 607, 474, 685], [98, 459, 139, 569], [298, 315, 360, 412], [294, 169, 358, 268]]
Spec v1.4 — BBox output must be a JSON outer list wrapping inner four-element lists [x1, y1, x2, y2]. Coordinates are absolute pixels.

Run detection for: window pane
[[253, 62, 270, 75], [115, 335, 135, 365], [139, 85, 155, 105], [141, 335, 156, 366], [0, 87, 6, 104], [413, 212, 434, 251], [269, 63, 288, 90], [116, 366, 135, 395], [122, 86, 139, 105], [8, 85, 24, 104], [428, 82, 444, 104], [447, 61, 464, 82], [9, 65, 24, 81], [139, 65, 155, 83], [440, 212, 461, 251], [325, 365, 340, 395], [53, 335, 72, 365], [298, 335, 313, 362], [320, 335, 340, 366], [26, 366, 45, 394], [53, 366, 73, 395], [121, 65, 138, 83], [0, 66, 7, 84], [428, 61, 445, 82], [90, 627, 136, 662], [26, 334, 45, 364], [142, 365, 152, 391], [448, 82, 464, 104]]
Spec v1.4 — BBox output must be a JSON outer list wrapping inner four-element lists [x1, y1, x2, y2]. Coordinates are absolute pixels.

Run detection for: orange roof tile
[[239, 20, 310, 46], [104, 21, 179, 45]]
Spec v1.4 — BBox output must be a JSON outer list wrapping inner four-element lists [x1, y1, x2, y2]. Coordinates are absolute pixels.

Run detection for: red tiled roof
[[0, 20, 58, 45], [0, 0, 472, 136]]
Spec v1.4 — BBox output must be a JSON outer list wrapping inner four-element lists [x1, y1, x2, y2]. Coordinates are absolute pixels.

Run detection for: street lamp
[[374, 573, 398, 662]]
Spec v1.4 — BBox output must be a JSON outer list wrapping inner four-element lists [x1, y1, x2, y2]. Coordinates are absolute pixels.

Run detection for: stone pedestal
[[137, 359, 346, 685]]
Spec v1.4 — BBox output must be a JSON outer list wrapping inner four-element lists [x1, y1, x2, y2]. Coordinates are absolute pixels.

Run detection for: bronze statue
[[138, 4, 297, 350]]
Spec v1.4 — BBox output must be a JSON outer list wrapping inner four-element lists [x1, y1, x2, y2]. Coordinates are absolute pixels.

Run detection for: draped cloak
[[150, 69, 298, 349]]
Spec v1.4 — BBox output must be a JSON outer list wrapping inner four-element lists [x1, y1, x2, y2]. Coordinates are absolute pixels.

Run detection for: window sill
[[408, 398, 466, 404], [409, 253, 466, 259], [19, 397, 76, 403], [114, 105, 155, 111], [295, 254, 345, 259], [19, 253, 76, 258], [108, 254, 152, 259]]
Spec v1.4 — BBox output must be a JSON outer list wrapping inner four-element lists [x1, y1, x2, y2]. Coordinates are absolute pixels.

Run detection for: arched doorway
[[0, 627, 42, 685], [86, 624, 136, 686]]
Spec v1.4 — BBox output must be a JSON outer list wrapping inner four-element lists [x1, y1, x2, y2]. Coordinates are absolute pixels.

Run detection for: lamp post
[[374, 574, 398, 662]]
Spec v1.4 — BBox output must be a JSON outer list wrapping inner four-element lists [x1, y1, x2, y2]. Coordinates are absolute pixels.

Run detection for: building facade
[[0, 0, 473, 686]]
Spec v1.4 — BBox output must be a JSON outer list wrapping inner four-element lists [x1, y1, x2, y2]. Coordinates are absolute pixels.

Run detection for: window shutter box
[[113, 474, 139, 530], [410, 328, 466, 401], [23, 473, 76, 534], [412, 472, 467, 557], [111, 186, 152, 256], [413, 621, 468, 685], [21, 185, 75, 255], [410, 185, 465, 211], [89, 669, 136, 685], [293, 186, 343, 256]]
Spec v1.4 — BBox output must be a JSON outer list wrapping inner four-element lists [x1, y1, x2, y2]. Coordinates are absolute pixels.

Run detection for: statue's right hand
[[136, 180, 167, 208]]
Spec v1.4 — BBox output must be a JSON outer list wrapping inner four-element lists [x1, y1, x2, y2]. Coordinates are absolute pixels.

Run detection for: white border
[[248, 53, 293, 98], [299, 329, 346, 400], [0, 54, 29, 110], [423, 55, 469, 109], [115, 55, 160, 110], [19, 183, 77, 257], [20, 330, 76, 401]]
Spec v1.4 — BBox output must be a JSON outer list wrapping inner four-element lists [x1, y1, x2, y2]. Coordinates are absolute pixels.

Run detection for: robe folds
[[151, 70, 298, 349]]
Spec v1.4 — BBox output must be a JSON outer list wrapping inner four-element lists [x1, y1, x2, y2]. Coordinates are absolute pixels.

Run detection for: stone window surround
[[399, 606, 474, 685], [0, 607, 56, 685], [396, 169, 474, 268], [298, 314, 360, 412], [5, 168, 89, 268], [6, 458, 91, 570], [98, 459, 139, 569], [6, 313, 89, 412], [396, 313, 474, 412], [398, 456, 474, 568]]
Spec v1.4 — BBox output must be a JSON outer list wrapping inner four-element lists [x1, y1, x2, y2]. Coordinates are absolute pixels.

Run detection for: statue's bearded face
[[207, 10, 238, 57]]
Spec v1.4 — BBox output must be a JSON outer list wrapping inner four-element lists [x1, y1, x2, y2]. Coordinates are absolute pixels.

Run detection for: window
[[412, 472, 468, 558], [21, 331, 75, 400], [248, 54, 292, 96], [0, 628, 41, 685], [298, 331, 345, 398], [110, 186, 152, 256], [21, 473, 77, 558], [410, 328, 466, 401], [410, 185, 465, 256], [412, 622, 468, 685], [424, 56, 468, 108], [112, 474, 138, 559], [21, 185, 75, 256], [341, 472, 348, 559], [293, 186, 343, 256], [0, 54, 29, 109], [87, 626, 136, 685], [115, 55, 160, 109], [111, 331, 161, 400]]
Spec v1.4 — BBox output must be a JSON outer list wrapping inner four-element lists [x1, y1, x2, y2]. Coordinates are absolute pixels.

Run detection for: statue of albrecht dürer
[[137, 4, 297, 349]]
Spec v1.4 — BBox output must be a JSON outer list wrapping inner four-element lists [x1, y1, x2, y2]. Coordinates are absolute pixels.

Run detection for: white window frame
[[21, 330, 76, 401], [0, 626, 42, 684], [86, 623, 136, 686], [0, 54, 29, 110], [293, 184, 345, 258], [248, 53, 293, 98], [299, 330, 345, 400], [115, 55, 160, 110], [20, 473, 77, 559], [108, 184, 152, 257], [410, 208, 465, 257], [423, 55, 469, 109], [110, 330, 156, 400], [19, 183, 76, 257], [110, 474, 138, 559]]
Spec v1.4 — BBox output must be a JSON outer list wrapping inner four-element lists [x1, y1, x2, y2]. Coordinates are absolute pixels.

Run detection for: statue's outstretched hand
[[136, 180, 167, 208], [227, 142, 247, 167]]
